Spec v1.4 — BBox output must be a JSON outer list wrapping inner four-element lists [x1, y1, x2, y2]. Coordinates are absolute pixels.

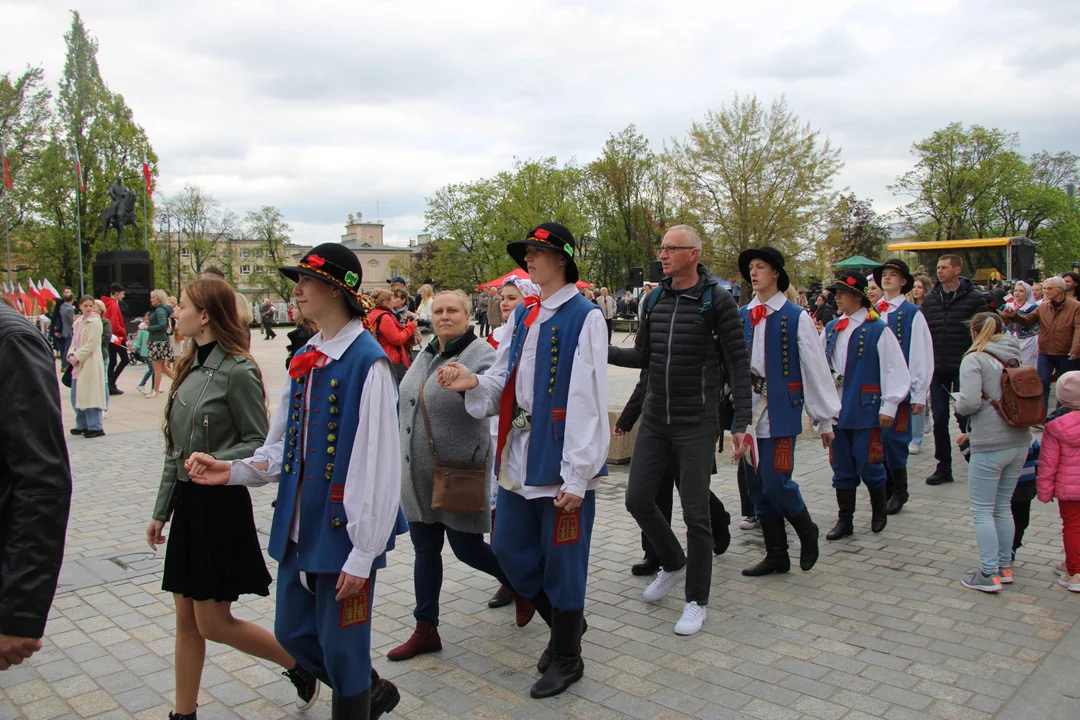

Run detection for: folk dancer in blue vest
[[872, 259, 934, 515], [438, 223, 610, 699], [821, 271, 911, 541], [187, 244, 407, 720], [737, 248, 841, 576]]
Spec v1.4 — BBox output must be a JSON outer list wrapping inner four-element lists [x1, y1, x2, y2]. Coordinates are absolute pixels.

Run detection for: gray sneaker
[[961, 570, 1002, 593]]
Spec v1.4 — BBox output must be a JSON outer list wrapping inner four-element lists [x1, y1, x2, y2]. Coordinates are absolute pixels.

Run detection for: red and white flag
[[73, 145, 85, 192], [27, 278, 41, 304], [142, 148, 153, 197], [1, 137, 11, 190], [1, 282, 13, 306], [16, 283, 30, 314], [39, 279, 59, 304]]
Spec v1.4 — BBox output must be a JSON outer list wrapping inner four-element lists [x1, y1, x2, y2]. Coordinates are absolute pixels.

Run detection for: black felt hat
[[738, 247, 790, 292], [828, 271, 873, 308], [872, 258, 914, 295], [507, 222, 579, 284], [279, 243, 366, 313]]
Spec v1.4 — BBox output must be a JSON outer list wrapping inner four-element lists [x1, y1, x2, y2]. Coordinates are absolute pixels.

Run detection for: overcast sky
[[2, 0, 1078, 247]]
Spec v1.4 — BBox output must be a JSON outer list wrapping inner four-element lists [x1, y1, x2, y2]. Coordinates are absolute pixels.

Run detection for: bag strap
[[417, 375, 440, 461]]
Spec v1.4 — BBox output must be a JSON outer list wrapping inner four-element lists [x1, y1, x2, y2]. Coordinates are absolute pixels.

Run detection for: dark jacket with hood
[[921, 276, 989, 375], [609, 264, 752, 433]]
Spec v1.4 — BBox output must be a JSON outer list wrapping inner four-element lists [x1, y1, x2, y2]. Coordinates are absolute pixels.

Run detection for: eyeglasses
[[658, 245, 697, 256]]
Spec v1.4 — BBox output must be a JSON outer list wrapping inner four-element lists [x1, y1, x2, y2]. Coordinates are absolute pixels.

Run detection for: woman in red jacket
[[368, 289, 418, 384]]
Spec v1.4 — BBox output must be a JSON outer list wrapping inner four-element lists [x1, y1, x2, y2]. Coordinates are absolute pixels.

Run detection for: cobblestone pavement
[[5, 338, 1079, 719]]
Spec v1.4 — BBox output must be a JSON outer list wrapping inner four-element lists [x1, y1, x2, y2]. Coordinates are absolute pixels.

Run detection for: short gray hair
[[1045, 277, 1066, 291], [666, 225, 702, 250]]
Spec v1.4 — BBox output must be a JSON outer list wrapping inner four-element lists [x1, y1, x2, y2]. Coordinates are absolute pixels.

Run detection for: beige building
[[339, 212, 415, 292]]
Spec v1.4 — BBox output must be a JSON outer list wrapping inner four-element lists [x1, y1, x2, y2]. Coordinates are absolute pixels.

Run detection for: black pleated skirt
[[162, 480, 272, 602]]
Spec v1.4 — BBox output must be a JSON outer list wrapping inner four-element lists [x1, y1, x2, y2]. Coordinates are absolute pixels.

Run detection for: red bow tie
[[877, 301, 890, 314], [288, 349, 326, 379], [833, 318, 850, 332], [749, 305, 768, 326]]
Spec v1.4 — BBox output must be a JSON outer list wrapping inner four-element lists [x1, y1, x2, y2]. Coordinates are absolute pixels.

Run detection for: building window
[[180, 248, 189, 258], [253, 265, 263, 275], [241, 248, 250, 258], [240, 265, 251, 275], [367, 259, 380, 283], [254, 248, 263, 258], [266, 266, 275, 275]]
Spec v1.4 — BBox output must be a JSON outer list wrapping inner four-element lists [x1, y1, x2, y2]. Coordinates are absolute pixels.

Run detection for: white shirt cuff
[[343, 548, 375, 579], [879, 400, 899, 419]]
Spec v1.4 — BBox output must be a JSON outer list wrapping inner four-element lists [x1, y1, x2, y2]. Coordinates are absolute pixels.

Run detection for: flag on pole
[[15, 282, 28, 314], [1, 282, 13, 306], [27, 278, 41, 304], [40, 279, 60, 304], [142, 148, 153, 197], [1, 137, 11, 190], [73, 145, 85, 192]]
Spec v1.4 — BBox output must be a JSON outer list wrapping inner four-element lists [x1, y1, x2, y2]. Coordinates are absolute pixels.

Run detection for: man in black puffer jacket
[[612, 225, 752, 637], [0, 299, 72, 670], [920, 254, 988, 485]]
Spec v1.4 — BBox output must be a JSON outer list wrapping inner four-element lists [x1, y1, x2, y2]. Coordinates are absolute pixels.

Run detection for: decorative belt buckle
[[511, 407, 532, 430], [751, 374, 767, 398], [834, 374, 844, 389]]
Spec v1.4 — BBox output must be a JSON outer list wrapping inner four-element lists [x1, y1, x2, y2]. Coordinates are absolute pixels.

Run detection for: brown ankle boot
[[386, 621, 441, 661], [513, 592, 535, 627]]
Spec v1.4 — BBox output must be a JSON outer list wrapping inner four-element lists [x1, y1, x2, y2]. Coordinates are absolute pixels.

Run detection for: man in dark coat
[[0, 299, 72, 669], [919, 254, 988, 485]]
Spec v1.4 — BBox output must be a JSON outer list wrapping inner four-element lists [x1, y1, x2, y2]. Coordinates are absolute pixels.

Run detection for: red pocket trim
[[787, 381, 803, 391], [339, 585, 370, 627], [861, 384, 881, 393], [330, 484, 345, 503], [552, 408, 567, 422], [553, 506, 580, 546], [773, 437, 794, 474]]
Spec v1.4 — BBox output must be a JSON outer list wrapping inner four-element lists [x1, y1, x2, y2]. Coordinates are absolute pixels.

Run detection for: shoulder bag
[[419, 373, 488, 514]]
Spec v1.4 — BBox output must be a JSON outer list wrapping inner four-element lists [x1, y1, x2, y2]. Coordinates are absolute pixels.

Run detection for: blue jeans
[[70, 379, 103, 432], [910, 406, 926, 446], [138, 364, 154, 388], [968, 445, 1027, 576], [408, 521, 508, 625], [1037, 354, 1079, 411]]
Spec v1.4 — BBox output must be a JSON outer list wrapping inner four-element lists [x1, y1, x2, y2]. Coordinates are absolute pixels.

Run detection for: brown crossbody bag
[[418, 376, 488, 514]]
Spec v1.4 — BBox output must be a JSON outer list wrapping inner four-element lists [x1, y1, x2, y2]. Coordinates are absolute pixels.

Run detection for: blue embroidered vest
[[740, 300, 805, 437], [885, 300, 920, 403], [825, 317, 886, 430], [503, 293, 609, 487], [268, 332, 405, 573]]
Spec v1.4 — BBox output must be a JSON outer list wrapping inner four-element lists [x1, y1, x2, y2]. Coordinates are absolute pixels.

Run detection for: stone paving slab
[[16, 339, 1079, 719]]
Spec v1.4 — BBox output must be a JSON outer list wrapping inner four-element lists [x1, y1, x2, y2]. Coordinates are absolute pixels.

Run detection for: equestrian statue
[[100, 176, 141, 250]]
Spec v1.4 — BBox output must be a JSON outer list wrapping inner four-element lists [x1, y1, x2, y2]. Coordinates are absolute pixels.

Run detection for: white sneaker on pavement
[[909, 443, 921, 455], [674, 602, 706, 635], [642, 567, 686, 603], [739, 516, 760, 530]]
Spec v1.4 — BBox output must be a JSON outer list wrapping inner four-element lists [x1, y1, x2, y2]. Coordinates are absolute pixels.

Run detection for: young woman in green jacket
[[146, 278, 317, 720]]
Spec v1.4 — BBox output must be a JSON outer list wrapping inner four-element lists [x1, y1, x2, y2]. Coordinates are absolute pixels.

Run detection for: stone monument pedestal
[[93, 250, 154, 333]]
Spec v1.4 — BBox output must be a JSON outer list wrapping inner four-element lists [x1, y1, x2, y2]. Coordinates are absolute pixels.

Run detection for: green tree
[[821, 193, 891, 263], [245, 206, 294, 301], [423, 178, 504, 289], [666, 94, 842, 284], [170, 184, 236, 276], [0, 67, 52, 231], [889, 123, 1019, 240]]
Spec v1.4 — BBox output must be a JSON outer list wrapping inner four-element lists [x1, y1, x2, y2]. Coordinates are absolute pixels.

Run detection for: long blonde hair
[[966, 312, 1005, 356]]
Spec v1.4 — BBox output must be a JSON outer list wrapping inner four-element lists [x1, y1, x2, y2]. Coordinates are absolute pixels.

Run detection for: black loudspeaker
[[648, 260, 663, 283], [629, 267, 644, 288], [93, 250, 154, 333]]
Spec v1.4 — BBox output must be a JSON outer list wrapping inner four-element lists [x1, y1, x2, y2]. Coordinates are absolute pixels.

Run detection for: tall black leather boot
[[741, 517, 791, 576], [785, 507, 820, 571], [886, 469, 908, 515], [884, 469, 895, 502], [535, 591, 587, 673], [370, 669, 400, 720], [332, 688, 371, 720], [868, 484, 889, 533], [826, 489, 856, 541], [530, 610, 585, 699]]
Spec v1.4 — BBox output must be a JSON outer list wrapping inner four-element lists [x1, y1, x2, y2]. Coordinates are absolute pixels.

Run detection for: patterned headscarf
[[1011, 281, 1036, 311], [503, 276, 540, 299]]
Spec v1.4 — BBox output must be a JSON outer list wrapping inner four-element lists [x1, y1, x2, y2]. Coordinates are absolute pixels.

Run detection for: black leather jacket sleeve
[[0, 311, 73, 639], [712, 288, 753, 435]]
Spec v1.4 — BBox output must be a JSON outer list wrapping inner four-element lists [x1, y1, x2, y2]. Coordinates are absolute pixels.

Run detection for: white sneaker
[[1059, 573, 1080, 592], [1054, 560, 1067, 575], [642, 567, 686, 603], [739, 516, 760, 530], [909, 443, 921, 455], [674, 602, 706, 636], [145, 390, 159, 398], [136, 385, 147, 395]]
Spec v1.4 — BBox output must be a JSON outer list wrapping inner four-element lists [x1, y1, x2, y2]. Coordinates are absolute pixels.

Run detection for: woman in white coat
[[67, 295, 108, 438], [1008, 281, 1039, 368]]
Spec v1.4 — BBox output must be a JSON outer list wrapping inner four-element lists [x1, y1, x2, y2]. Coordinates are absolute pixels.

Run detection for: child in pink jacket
[[1037, 371, 1080, 593]]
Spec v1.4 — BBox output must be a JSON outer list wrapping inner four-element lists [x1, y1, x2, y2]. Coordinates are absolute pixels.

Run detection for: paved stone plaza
[[2, 335, 1078, 720]]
